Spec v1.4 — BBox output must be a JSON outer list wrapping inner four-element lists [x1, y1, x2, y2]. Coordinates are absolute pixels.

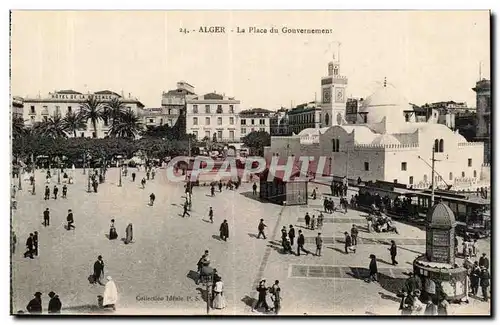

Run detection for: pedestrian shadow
[[378, 273, 407, 295], [327, 246, 347, 255], [376, 258, 393, 266], [346, 267, 369, 279], [187, 270, 199, 284], [378, 291, 401, 303], [241, 295, 256, 308], [171, 203, 178, 207], [195, 287, 209, 303], [294, 224, 311, 230], [356, 226, 370, 233], [212, 235, 221, 241], [267, 241, 290, 255], [104, 234, 109, 239], [239, 191, 269, 204], [62, 304, 112, 313], [335, 239, 346, 244], [247, 233, 258, 238], [202, 219, 212, 223]]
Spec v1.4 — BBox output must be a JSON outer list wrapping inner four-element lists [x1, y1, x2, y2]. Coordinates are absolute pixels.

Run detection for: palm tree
[[12, 116, 26, 139], [80, 96, 104, 138], [106, 97, 126, 124], [62, 111, 87, 137], [110, 109, 143, 139], [32, 114, 68, 138]]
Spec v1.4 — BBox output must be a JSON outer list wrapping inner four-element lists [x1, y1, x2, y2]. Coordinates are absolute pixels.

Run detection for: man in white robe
[[103, 276, 118, 310]]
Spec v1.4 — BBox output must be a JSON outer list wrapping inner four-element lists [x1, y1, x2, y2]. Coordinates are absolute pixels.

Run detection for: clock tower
[[320, 55, 348, 126]]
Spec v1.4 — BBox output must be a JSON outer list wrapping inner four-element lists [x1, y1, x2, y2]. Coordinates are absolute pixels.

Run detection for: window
[[405, 114, 410, 122], [251, 119, 255, 125], [229, 131, 234, 140], [434, 139, 439, 152], [193, 131, 198, 138], [260, 128, 265, 132], [462, 171, 465, 177], [409, 176, 413, 184], [92, 132, 97, 138], [423, 174, 428, 182], [439, 139, 444, 152], [30, 106, 35, 114], [55, 106, 60, 115], [217, 131, 222, 140], [205, 131, 210, 138], [168, 119, 173, 126], [332, 138, 340, 152], [30, 116, 35, 122], [394, 179, 398, 184], [205, 117, 210, 125], [229, 117, 234, 125], [205, 105, 210, 113], [260, 119, 265, 125], [364, 162, 369, 171], [68, 106, 72, 114], [193, 117, 198, 125], [401, 162, 407, 171], [168, 109, 171, 115], [217, 117, 222, 125], [216, 105, 223, 114], [449, 172, 453, 180], [43, 116, 48, 122], [149, 119, 154, 123], [241, 119, 246, 125], [468, 158, 472, 167], [193, 105, 198, 113], [160, 118, 164, 125], [229, 105, 234, 113], [241, 128, 246, 135], [80, 132, 85, 137], [363, 115, 367, 123], [473, 170, 477, 178]]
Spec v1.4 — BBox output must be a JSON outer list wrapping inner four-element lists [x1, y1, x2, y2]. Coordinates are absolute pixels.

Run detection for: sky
[[10, 10, 490, 109]]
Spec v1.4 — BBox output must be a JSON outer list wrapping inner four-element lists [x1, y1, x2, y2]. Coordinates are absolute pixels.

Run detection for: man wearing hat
[[367, 254, 378, 282], [26, 292, 42, 314], [257, 219, 267, 239], [48, 291, 62, 313], [315, 233, 323, 257], [479, 253, 489, 269], [93, 255, 105, 285], [252, 279, 270, 313], [480, 266, 490, 302], [344, 232, 356, 254]]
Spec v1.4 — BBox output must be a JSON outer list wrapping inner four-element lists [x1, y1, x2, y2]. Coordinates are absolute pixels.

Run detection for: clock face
[[335, 88, 345, 103], [323, 88, 331, 104]]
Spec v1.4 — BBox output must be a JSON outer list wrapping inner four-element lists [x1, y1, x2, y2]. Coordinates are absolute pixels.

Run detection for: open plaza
[[10, 167, 490, 315]]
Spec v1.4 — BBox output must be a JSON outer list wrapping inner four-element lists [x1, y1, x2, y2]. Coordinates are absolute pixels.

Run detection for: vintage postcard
[[10, 10, 491, 316]]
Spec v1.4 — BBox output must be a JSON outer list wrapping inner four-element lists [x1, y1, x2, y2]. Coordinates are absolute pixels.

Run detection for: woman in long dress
[[212, 279, 226, 309], [103, 276, 118, 310], [124, 224, 133, 244], [109, 219, 118, 240]]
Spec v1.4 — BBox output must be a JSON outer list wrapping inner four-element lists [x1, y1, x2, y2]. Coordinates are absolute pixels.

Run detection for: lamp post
[[87, 174, 92, 193], [118, 166, 122, 187], [201, 272, 213, 314], [57, 169, 61, 185], [83, 152, 86, 175], [18, 167, 22, 190]]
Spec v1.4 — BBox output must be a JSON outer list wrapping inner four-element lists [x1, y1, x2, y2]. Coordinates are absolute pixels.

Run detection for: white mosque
[[265, 79, 488, 191]]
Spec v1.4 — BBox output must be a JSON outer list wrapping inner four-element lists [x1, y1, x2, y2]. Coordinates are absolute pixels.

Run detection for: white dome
[[358, 84, 414, 125], [371, 133, 401, 146]]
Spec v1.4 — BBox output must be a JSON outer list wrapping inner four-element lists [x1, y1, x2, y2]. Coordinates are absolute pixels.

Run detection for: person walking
[[424, 299, 438, 315], [315, 233, 323, 257], [210, 184, 215, 197], [44, 185, 50, 200], [218, 180, 223, 193], [351, 225, 358, 246], [62, 184, 68, 198], [212, 277, 227, 309], [124, 223, 133, 244], [146, 170, 150, 180], [344, 232, 356, 254], [26, 292, 42, 314], [367, 254, 378, 283], [470, 262, 481, 296], [389, 240, 398, 265], [399, 291, 413, 315], [297, 230, 308, 256], [472, 239, 478, 257], [43, 208, 50, 227], [93, 255, 105, 285], [281, 226, 287, 246], [219, 220, 229, 241], [252, 182, 257, 196], [141, 177, 146, 189], [103, 276, 118, 311], [67, 209, 75, 230], [479, 253, 489, 269], [131, 172, 136, 182], [317, 212, 324, 229], [304, 212, 310, 228], [480, 266, 490, 302], [257, 219, 267, 239], [48, 291, 62, 313], [270, 280, 281, 314], [310, 215, 316, 230], [33, 231, 39, 257], [24, 233, 34, 259], [149, 193, 156, 206], [252, 280, 270, 312], [182, 200, 190, 218], [288, 225, 295, 246], [151, 167, 156, 180], [53, 185, 59, 199], [109, 219, 118, 239], [209, 207, 214, 224]]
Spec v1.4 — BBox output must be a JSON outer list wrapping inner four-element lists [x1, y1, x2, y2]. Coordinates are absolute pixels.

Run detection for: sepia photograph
[[9, 10, 491, 316]]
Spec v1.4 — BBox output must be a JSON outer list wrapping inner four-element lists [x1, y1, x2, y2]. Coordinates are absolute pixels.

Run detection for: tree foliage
[[241, 130, 270, 156]]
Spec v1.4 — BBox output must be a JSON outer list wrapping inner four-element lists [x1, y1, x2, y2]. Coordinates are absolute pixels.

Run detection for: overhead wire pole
[[431, 144, 436, 206]]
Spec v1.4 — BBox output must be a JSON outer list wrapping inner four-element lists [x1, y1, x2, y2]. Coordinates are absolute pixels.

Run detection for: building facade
[[473, 79, 491, 163], [265, 84, 487, 191], [22, 90, 144, 138], [287, 102, 322, 135], [12, 96, 24, 119], [270, 108, 290, 136], [320, 57, 348, 127], [186, 92, 241, 142], [239, 108, 272, 137], [159, 81, 197, 132]]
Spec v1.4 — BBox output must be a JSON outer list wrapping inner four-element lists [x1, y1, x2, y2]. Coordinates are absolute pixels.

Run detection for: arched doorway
[[325, 113, 330, 126]]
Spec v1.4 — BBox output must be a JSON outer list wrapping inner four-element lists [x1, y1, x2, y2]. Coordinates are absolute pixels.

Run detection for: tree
[[109, 109, 143, 139], [32, 114, 68, 139], [80, 95, 104, 138], [106, 97, 127, 124], [62, 111, 87, 137], [241, 131, 270, 156], [12, 116, 25, 139]]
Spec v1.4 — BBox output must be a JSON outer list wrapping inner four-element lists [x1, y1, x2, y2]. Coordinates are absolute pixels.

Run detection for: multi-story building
[[239, 108, 272, 137], [345, 97, 363, 124], [186, 92, 241, 142], [139, 107, 176, 128], [22, 89, 144, 138], [12, 96, 24, 119], [270, 107, 290, 136], [160, 81, 197, 132], [320, 55, 348, 127], [473, 79, 491, 163], [287, 102, 322, 135]]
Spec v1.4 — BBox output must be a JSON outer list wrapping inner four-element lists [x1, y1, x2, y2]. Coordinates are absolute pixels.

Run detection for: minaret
[[320, 41, 348, 127]]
